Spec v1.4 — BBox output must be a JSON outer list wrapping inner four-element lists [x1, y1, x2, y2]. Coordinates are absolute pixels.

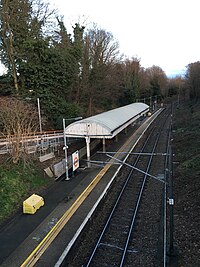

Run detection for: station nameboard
[[72, 150, 79, 171]]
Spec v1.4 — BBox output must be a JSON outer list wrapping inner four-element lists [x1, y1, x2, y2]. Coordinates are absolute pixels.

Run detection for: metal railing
[[0, 130, 64, 155]]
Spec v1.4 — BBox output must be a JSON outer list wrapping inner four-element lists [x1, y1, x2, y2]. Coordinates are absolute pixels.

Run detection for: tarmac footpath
[[0, 110, 162, 267]]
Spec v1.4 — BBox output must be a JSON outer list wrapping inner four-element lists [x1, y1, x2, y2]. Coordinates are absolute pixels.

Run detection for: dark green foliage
[[173, 101, 200, 173], [43, 97, 83, 129], [168, 83, 178, 97], [185, 61, 200, 101], [0, 74, 13, 95], [150, 77, 160, 96]]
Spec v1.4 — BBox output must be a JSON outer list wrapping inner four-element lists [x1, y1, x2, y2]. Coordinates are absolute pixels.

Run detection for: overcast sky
[[49, 0, 200, 77], [0, 0, 199, 77]]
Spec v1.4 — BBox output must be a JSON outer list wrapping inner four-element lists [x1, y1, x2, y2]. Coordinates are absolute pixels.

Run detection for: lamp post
[[63, 118, 69, 180], [63, 116, 83, 180], [37, 98, 42, 133], [26, 92, 42, 133]]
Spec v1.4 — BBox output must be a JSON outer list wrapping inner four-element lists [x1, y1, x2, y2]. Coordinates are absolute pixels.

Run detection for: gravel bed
[[60, 109, 173, 267], [62, 110, 171, 267]]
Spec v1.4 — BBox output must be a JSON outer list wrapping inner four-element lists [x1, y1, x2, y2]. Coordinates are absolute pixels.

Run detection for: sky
[[0, 0, 199, 77], [48, 0, 199, 77]]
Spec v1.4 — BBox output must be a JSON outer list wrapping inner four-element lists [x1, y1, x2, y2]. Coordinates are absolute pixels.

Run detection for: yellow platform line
[[20, 114, 156, 267]]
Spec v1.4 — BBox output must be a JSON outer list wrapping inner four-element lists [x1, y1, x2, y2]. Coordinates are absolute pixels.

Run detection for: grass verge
[[0, 161, 50, 224]]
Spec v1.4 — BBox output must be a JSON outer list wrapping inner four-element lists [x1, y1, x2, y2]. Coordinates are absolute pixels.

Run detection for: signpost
[[63, 117, 82, 180], [72, 150, 79, 172]]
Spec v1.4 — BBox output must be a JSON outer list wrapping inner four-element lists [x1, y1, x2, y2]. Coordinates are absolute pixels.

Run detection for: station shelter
[[64, 102, 149, 167]]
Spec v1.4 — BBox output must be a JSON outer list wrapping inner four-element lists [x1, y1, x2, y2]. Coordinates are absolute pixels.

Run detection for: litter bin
[[23, 194, 44, 214]]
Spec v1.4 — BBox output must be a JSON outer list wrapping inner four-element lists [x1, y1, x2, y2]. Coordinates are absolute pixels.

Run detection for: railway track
[[1, 109, 165, 267], [63, 108, 172, 267]]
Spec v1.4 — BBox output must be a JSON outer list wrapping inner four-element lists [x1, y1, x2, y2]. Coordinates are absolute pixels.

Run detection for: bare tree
[[0, 97, 39, 163], [82, 24, 121, 115]]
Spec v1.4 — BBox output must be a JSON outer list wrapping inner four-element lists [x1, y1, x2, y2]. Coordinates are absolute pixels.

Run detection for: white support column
[[63, 118, 69, 180], [102, 137, 106, 153], [85, 136, 91, 167]]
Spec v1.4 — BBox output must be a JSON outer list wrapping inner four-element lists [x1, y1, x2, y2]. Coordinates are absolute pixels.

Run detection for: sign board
[[72, 150, 79, 171]]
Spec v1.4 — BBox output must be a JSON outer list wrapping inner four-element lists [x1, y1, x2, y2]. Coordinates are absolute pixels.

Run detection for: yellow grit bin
[[23, 194, 44, 214]]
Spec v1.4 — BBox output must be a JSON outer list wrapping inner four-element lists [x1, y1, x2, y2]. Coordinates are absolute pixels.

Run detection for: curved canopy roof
[[65, 102, 149, 139]]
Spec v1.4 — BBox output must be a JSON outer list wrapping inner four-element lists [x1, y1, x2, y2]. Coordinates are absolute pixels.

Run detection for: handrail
[[0, 132, 64, 145], [0, 130, 63, 139]]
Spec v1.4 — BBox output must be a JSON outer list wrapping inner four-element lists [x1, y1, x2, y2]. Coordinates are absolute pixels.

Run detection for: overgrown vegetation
[[0, 161, 49, 224], [173, 101, 200, 173], [172, 100, 200, 266]]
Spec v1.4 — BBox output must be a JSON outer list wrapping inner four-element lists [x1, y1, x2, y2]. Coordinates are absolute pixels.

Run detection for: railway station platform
[[0, 110, 162, 267]]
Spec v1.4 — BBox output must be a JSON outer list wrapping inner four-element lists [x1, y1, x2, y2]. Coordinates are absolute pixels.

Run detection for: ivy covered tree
[[185, 61, 200, 101], [0, 1, 84, 128], [0, 0, 56, 95], [146, 65, 168, 99], [120, 57, 141, 105]]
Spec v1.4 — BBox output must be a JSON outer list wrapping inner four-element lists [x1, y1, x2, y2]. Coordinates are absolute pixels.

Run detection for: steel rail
[[85, 109, 170, 267], [119, 117, 164, 266], [20, 117, 154, 267], [120, 109, 172, 266], [19, 110, 163, 267], [163, 121, 171, 267], [163, 114, 173, 266], [85, 121, 158, 266], [54, 113, 160, 267]]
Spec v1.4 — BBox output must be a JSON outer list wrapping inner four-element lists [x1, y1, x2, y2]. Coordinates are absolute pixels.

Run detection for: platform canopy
[[64, 102, 149, 139]]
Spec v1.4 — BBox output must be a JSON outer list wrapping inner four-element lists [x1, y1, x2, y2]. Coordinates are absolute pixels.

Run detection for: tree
[[0, 73, 12, 95], [0, 0, 56, 95], [69, 23, 85, 104], [138, 67, 151, 100], [146, 65, 168, 99], [120, 57, 141, 104], [81, 24, 121, 115], [0, 0, 27, 94], [0, 97, 39, 163], [185, 61, 200, 101], [167, 76, 186, 100]]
